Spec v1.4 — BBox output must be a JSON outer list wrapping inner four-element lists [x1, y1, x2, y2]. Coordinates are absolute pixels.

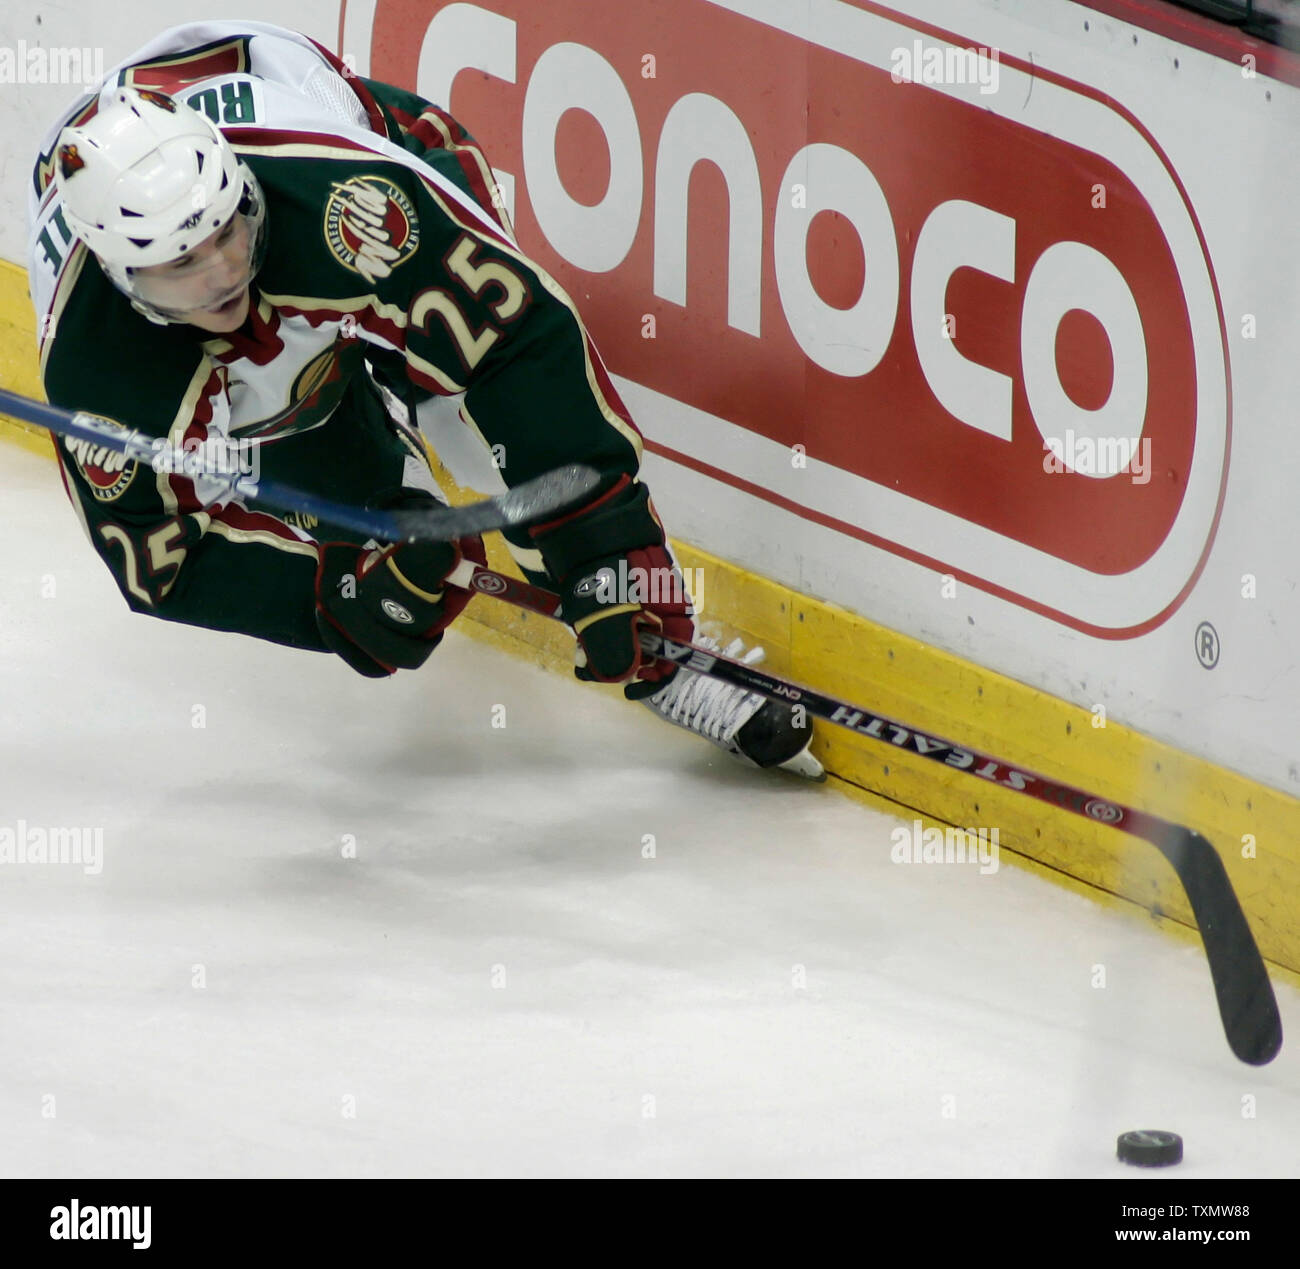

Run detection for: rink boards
[[2, 0, 1299, 979]]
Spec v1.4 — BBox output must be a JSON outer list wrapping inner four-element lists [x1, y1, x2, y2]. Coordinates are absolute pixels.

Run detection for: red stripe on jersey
[[382, 101, 416, 128], [168, 367, 225, 514], [223, 125, 393, 155], [411, 171, 514, 253], [429, 110, 513, 236], [121, 36, 252, 91], [383, 101, 503, 228], [585, 341, 642, 443], [387, 100, 473, 148], [210, 300, 285, 366], [210, 499, 310, 545], [436, 150, 500, 227], [406, 363, 461, 399], [269, 298, 406, 353]]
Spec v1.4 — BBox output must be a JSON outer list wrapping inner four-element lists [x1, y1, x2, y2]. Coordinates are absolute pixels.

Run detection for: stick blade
[[1148, 826, 1282, 1065], [490, 463, 603, 529], [385, 464, 601, 542]]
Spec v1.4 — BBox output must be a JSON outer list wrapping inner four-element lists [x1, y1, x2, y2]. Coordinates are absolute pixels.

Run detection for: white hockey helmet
[[53, 86, 267, 323]]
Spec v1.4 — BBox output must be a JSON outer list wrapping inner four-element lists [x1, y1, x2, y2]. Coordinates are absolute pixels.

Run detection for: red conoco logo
[[350, 0, 1230, 635]]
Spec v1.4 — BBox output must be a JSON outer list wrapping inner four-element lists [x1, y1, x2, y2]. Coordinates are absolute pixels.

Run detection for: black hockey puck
[[1117, 1130, 1183, 1167]]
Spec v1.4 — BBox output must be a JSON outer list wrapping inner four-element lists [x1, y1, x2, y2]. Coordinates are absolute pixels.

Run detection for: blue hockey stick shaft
[[0, 387, 598, 543]]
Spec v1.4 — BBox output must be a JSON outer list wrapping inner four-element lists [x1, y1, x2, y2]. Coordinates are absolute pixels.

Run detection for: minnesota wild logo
[[136, 89, 177, 112], [63, 418, 136, 503], [323, 176, 419, 283], [57, 144, 85, 179]]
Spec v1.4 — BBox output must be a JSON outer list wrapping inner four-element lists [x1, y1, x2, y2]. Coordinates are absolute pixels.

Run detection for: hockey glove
[[314, 491, 486, 678], [529, 475, 694, 699]]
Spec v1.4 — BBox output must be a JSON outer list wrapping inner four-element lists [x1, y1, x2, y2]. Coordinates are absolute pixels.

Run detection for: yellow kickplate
[[4, 255, 1296, 977]]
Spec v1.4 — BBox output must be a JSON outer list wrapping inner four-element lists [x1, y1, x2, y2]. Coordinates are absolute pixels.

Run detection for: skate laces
[[647, 633, 769, 744]]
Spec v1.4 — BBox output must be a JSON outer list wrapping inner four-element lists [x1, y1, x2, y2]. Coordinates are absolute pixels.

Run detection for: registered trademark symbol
[[1194, 621, 1219, 669]]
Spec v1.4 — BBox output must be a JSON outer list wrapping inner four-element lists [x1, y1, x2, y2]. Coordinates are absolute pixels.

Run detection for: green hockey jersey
[[26, 20, 644, 654]]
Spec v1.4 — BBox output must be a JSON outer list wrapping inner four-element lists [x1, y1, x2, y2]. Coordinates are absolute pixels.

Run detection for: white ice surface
[[1, 442, 1297, 1179]]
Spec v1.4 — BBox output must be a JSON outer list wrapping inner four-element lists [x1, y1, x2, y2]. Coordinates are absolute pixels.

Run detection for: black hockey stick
[[0, 388, 599, 543], [447, 558, 1283, 1067]]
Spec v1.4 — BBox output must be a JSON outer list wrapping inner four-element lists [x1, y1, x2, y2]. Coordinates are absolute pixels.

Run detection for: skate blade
[[777, 747, 827, 782]]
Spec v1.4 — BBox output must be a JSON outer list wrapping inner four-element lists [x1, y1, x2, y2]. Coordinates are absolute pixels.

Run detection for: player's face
[[131, 216, 253, 332]]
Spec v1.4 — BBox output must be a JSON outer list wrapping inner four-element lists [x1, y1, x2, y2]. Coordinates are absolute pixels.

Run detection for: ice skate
[[641, 633, 825, 780]]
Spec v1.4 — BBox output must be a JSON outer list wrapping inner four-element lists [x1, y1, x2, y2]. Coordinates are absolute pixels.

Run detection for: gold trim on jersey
[[206, 518, 317, 555], [404, 107, 517, 241], [156, 362, 223, 516], [255, 289, 409, 331], [38, 242, 89, 380], [203, 292, 277, 357], [229, 139, 389, 163]]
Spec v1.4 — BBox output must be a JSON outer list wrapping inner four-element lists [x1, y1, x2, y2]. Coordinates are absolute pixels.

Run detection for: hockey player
[[27, 20, 821, 779]]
